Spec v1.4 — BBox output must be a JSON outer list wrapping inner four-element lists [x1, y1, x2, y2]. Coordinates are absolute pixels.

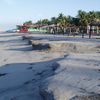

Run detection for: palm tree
[[87, 11, 97, 38], [41, 19, 50, 25], [50, 17, 58, 34], [57, 13, 68, 26], [51, 17, 57, 24], [77, 10, 88, 38], [87, 11, 97, 24], [23, 20, 33, 25], [36, 20, 42, 25], [56, 13, 68, 34], [96, 11, 100, 19], [77, 10, 88, 26]]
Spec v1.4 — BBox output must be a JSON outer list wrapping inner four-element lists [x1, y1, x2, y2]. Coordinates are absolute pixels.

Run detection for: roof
[[90, 21, 100, 26]]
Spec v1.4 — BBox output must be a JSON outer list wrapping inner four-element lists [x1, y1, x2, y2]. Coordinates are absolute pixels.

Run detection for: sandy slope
[[0, 32, 100, 100], [40, 53, 100, 100], [0, 33, 63, 100]]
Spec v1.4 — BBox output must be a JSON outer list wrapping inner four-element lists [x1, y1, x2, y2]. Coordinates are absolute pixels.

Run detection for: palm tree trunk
[[89, 25, 92, 39], [96, 26, 99, 34], [69, 27, 71, 35]]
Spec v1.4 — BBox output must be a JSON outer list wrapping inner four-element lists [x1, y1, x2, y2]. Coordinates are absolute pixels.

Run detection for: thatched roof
[[90, 21, 100, 26]]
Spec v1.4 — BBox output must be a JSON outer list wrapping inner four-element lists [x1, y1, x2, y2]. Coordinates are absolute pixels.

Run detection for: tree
[[71, 17, 80, 26], [87, 11, 97, 24], [77, 10, 88, 37], [96, 11, 100, 19], [36, 19, 50, 25], [36, 20, 42, 25], [77, 10, 88, 26], [41, 19, 50, 25], [20, 10, 99, 36], [23, 20, 33, 25], [51, 17, 57, 25], [57, 13, 68, 26], [56, 13, 68, 34]]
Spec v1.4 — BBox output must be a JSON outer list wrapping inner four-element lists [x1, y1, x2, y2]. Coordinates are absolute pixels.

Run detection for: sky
[[0, 0, 100, 30]]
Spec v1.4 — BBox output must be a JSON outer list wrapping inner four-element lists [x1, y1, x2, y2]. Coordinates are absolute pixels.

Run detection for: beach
[[0, 32, 100, 100]]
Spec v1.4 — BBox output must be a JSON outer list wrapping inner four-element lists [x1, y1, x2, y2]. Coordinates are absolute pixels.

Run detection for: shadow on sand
[[0, 57, 62, 100], [7, 46, 33, 51]]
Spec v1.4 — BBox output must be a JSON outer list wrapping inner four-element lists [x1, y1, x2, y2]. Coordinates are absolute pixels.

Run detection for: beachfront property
[[89, 21, 100, 34], [15, 10, 100, 38], [16, 24, 48, 33], [16, 22, 100, 37]]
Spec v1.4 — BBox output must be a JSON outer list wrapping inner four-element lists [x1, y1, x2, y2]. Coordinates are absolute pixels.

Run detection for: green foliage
[[56, 13, 68, 27], [22, 10, 100, 28], [77, 10, 100, 26], [51, 17, 57, 24], [77, 10, 88, 26], [23, 20, 33, 25], [41, 19, 50, 25]]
